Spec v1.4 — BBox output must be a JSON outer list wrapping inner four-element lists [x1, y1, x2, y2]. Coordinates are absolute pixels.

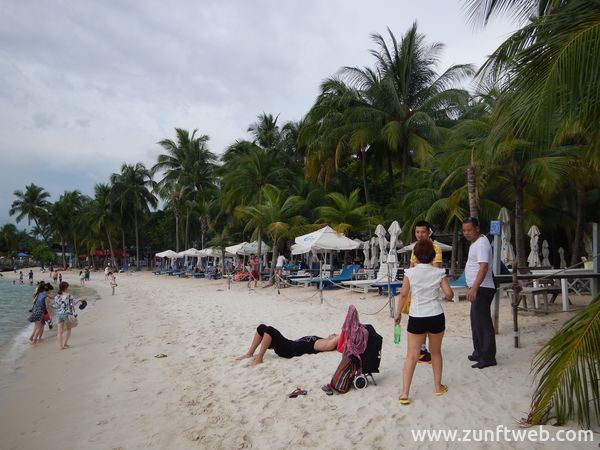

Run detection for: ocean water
[[0, 277, 37, 354]]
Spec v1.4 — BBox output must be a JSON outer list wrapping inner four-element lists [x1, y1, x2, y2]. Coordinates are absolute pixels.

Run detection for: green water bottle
[[394, 324, 401, 344]]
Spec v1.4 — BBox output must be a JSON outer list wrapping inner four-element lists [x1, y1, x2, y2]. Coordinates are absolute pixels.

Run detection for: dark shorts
[[407, 313, 445, 334]]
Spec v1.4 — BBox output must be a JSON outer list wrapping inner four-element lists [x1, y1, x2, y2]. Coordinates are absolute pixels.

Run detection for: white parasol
[[527, 225, 542, 267], [558, 247, 567, 269], [370, 236, 378, 268], [375, 224, 387, 265], [498, 207, 515, 267], [363, 241, 371, 269], [386, 221, 402, 264], [541, 240, 551, 267]]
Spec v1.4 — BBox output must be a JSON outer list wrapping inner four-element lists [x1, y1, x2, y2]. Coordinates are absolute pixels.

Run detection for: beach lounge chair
[[449, 272, 467, 302], [309, 264, 360, 289], [370, 280, 403, 296], [341, 265, 398, 293]]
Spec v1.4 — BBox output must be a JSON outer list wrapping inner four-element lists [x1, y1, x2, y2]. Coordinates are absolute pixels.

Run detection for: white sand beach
[[0, 271, 596, 449]]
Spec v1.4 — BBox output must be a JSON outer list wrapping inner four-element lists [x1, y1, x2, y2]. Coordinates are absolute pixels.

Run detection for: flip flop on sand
[[154, 353, 168, 358], [321, 384, 334, 396], [288, 387, 307, 398], [398, 396, 411, 405], [435, 384, 448, 396]]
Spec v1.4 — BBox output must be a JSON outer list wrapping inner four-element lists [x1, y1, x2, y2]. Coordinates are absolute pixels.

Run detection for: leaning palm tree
[[9, 183, 51, 242], [110, 163, 157, 269], [526, 294, 600, 428]]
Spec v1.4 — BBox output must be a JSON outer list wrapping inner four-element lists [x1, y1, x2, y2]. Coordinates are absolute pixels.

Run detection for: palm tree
[[315, 188, 374, 235], [48, 196, 71, 267], [247, 113, 282, 151], [158, 183, 189, 252], [86, 183, 118, 267], [466, 0, 600, 152], [153, 128, 217, 247], [9, 183, 51, 242], [58, 190, 87, 267], [526, 294, 600, 428], [0, 224, 19, 253], [110, 163, 157, 269], [303, 24, 474, 195], [236, 185, 306, 282]]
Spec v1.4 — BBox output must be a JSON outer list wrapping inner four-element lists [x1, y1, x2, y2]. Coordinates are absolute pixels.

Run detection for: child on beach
[[79, 270, 85, 286], [52, 282, 84, 350], [110, 274, 117, 295], [19, 271, 24, 284]]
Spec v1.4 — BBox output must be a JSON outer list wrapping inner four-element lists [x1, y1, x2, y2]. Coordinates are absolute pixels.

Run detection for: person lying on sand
[[237, 324, 340, 367]]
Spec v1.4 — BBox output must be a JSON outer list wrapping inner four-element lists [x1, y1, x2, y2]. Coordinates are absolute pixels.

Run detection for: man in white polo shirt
[[462, 217, 497, 369]]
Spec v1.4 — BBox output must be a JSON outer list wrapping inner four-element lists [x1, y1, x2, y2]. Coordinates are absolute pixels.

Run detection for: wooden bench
[[508, 286, 562, 314]]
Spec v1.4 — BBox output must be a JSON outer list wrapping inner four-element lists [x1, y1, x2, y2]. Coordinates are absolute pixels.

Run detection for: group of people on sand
[[237, 217, 497, 404], [28, 280, 86, 349]]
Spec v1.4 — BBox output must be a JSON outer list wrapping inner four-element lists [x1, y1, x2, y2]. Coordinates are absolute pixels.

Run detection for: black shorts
[[407, 313, 445, 334]]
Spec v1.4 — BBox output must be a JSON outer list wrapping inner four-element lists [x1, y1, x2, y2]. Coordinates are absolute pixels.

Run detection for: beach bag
[[360, 324, 382, 374], [330, 354, 359, 394], [67, 315, 78, 328]]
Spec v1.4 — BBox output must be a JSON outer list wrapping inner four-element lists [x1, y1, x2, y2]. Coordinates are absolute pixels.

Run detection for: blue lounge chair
[[370, 280, 403, 296], [309, 264, 360, 289]]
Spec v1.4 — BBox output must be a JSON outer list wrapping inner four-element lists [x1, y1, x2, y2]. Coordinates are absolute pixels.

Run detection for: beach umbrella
[[155, 250, 178, 258], [558, 247, 567, 269], [386, 221, 402, 264], [527, 225, 542, 267], [398, 240, 453, 253], [237, 240, 271, 255], [363, 241, 371, 269], [370, 237, 378, 268], [291, 243, 311, 255], [375, 224, 387, 265], [498, 207, 515, 267], [541, 240, 551, 267], [225, 242, 248, 255], [180, 248, 200, 257], [294, 226, 359, 251]]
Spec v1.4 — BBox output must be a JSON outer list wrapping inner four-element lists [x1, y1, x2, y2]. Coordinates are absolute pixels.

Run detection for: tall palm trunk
[[267, 240, 279, 286], [122, 230, 126, 262], [466, 165, 479, 218], [60, 235, 66, 268], [514, 182, 526, 269], [360, 147, 370, 204], [134, 209, 140, 269], [257, 231, 262, 281], [450, 219, 459, 276], [105, 228, 116, 267], [72, 235, 78, 269], [185, 209, 190, 250], [174, 211, 180, 252], [570, 182, 586, 266]]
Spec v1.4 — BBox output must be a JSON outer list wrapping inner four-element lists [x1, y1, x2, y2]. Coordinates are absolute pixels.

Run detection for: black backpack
[[359, 324, 382, 375]]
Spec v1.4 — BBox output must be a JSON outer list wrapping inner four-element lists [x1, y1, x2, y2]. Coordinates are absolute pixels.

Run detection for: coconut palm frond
[[527, 294, 600, 428]]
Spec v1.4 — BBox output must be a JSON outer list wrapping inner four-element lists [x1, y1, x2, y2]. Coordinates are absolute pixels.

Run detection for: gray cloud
[[0, 0, 515, 226]]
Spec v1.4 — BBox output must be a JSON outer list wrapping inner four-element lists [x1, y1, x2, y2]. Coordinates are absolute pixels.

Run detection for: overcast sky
[[0, 0, 515, 227]]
